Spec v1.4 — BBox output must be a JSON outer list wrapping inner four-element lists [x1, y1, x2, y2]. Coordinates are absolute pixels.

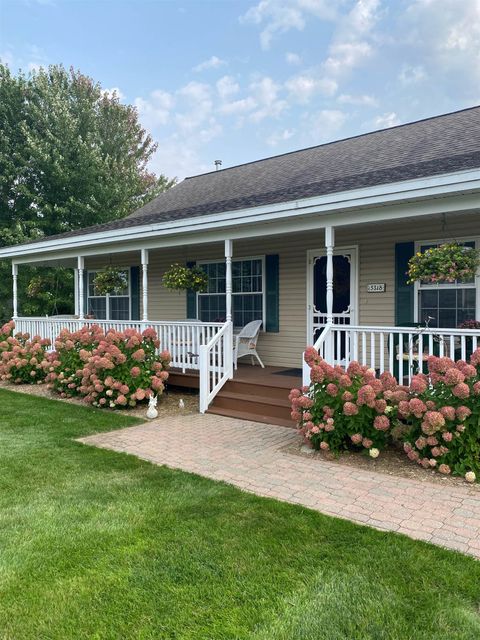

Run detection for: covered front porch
[[9, 205, 480, 417]]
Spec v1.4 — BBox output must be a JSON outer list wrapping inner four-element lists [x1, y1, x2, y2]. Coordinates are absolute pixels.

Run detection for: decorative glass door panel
[[308, 249, 357, 345]]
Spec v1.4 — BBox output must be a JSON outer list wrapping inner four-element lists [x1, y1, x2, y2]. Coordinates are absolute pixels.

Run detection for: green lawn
[[0, 389, 479, 640]]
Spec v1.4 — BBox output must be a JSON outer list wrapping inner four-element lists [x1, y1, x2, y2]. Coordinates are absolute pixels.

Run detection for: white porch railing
[[199, 321, 234, 413], [15, 317, 232, 410], [304, 324, 480, 386]]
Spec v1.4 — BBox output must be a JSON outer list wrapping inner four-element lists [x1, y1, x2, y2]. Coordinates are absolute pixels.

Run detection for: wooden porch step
[[167, 370, 199, 390], [207, 376, 297, 428], [207, 405, 295, 429], [166, 365, 300, 428]]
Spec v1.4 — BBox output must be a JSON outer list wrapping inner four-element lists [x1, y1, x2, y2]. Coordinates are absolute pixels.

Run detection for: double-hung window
[[87, 269, 131, 320], [197, 257, 265, 327], [416, 240, 478, 328]]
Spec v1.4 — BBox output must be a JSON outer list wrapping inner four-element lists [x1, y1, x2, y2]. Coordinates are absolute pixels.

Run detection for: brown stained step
[[207, 405, 296, 428], [221, 379, 295, 401], [167, 371, 199, 390], [210, 394, 293, 423], [214, 390, 291, 408]]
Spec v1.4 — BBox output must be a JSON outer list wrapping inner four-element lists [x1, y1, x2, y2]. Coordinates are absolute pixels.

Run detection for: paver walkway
[[79, 414, 480, 559]]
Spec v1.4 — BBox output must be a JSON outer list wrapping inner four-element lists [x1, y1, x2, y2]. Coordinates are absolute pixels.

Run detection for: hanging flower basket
[[93, 267, 128, 295], [407, 243, 480, 284], [162, 263, 208, 292]]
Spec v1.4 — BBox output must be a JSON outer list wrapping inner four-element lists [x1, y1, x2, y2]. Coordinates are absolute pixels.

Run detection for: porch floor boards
[[167, 364, 301, 427]]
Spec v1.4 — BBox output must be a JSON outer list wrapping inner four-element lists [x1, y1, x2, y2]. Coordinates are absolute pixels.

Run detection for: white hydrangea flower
[[465, 471, 476, 483], [369, 448, 380, 459]]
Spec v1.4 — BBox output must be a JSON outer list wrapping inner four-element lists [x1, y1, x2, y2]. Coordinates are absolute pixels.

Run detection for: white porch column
[[141, 248, 149, 322], [74, 268, 79, 316], [224, 239, 234, 378], [325, 226, 335, 325], [224, 239, 233, 323], [324, 226, 335, 364], [77, 256, 85, 320], [12, 263, 18, 319]]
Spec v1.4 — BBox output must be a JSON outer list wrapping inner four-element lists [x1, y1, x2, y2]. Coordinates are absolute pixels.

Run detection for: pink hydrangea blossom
[[343, 401, 358, 416], [452, 382, 470, 399], [373, 415, 390, 431]]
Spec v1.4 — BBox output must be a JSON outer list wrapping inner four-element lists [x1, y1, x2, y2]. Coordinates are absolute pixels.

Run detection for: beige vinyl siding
[[84, 211, 480, 368]]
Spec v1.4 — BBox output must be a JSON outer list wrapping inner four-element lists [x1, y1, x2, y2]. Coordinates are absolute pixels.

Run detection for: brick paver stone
[[78, 414, 480, 559]]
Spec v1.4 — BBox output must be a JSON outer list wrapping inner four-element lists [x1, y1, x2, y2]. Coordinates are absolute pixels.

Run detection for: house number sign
[[367, 283, 386, 293]]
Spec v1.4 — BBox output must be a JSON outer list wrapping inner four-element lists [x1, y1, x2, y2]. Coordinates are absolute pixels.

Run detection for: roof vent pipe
[[214, 159, 222, 171]]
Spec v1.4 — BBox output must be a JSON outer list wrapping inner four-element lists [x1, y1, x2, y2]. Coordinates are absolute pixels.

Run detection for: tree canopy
[[0, 63, 175, 319]]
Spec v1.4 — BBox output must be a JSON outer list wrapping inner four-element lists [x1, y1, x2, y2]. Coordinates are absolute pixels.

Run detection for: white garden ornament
[[465, 471, 476, 483], [146, 395, 158, 420]]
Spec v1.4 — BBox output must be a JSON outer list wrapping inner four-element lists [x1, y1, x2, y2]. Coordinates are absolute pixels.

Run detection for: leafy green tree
[[0, 63, 175, 320]]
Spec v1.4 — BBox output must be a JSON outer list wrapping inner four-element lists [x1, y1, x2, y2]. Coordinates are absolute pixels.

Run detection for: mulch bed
[[0, 380, 198, 420]]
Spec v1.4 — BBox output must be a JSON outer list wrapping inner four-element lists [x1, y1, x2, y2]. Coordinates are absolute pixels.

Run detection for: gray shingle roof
[[16, 105, 480, 246]]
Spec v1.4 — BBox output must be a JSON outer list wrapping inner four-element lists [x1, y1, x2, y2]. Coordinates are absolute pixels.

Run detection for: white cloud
[[266, 127, 295, 146], [134, 89, 174, 128], [338, 93, 378, 107], [218, 97, 257, 115], [285, 51, 302, 65], [323, 0, 381, 76], [216, 75, 240, 100], [241, 0, 337, 49], [398, 64, 426, 85], [102, 87, 125, 101], [304, 109, 347, 142], [0, 51, 15, 66], [193, 55, 226, 72], [175, 82, 214, 133], [249, 76, 287, 121], [285, 73, 337, 103], [374, 112, 401, 128], [404, 0, 480, 83]]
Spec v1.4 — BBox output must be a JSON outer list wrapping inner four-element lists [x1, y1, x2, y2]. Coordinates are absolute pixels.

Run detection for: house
[[1, 106, 480, 425]]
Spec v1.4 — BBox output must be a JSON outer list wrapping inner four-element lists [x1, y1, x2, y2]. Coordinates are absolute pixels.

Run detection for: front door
[[307, 247, 357, 344]]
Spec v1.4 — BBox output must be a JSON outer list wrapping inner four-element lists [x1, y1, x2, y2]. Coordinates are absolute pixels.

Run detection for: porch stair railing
[[304, 324, 480, 386], [199, 321, 234, 413]]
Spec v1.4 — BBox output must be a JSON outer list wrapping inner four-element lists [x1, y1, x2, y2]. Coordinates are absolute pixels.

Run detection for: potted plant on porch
[[92, 267, 128, 295], [162, 263, 208, 292], [407, 242, 480, 284]]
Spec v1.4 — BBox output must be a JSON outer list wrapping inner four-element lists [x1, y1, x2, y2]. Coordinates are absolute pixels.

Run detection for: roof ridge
[[184, 104, 480, 180]]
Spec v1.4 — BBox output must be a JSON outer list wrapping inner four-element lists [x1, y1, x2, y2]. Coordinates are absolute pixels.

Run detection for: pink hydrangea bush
[[401, 352, 480, 479], [290, 347, 402, 455], [0, 321, 51, 384], [46, 324, 106, 398], [46, 325, 170, 408]]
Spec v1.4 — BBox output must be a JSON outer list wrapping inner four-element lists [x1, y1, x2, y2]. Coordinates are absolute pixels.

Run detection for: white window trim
[[413, 236, 480, 324], [87, 267, 132, 321], [196, 255, 266, 326]]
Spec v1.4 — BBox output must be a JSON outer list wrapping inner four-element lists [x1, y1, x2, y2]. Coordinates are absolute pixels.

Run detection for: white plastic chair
[[233, 320, 264, 369]]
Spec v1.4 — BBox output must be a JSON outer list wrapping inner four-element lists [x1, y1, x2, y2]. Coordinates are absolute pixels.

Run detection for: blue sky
[[1, 0, 479, 180]]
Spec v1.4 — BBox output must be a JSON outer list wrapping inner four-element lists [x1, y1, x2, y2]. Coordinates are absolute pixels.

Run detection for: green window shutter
[[186, 261, 197, 319], [130, 266, 140, 320], [395, 242, 415, 326], [265, 254, 279, 332]]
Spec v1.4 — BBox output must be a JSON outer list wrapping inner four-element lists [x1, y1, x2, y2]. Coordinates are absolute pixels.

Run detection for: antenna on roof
[[214, 159, 222, 171]]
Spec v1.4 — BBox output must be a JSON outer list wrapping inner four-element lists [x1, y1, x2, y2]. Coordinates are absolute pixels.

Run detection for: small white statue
[[179, 398, 185, 409], [146, 395, 158, 420]]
